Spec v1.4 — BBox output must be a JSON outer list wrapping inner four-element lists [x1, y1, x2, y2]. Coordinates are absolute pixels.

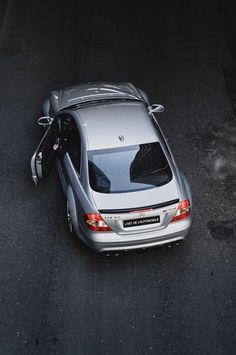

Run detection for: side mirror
[[37, 116, 54, 127], [148, 104, 164, 113]]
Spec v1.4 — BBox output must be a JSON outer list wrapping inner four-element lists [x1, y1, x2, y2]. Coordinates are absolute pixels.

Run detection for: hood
[[51, 82, 143, 111]]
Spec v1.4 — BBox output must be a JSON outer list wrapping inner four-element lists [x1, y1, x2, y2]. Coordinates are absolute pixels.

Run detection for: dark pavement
[[0, 1, 235, 354]]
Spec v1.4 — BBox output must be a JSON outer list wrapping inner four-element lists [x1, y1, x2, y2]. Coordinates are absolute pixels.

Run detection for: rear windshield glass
[[88, 142, 172, 194]]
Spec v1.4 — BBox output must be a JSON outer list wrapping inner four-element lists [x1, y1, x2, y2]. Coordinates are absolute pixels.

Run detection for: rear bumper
[[78, 217, 192, 252]]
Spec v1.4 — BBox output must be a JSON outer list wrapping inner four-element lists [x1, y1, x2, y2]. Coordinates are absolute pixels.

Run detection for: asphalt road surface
[[0, 1, 235, 354]]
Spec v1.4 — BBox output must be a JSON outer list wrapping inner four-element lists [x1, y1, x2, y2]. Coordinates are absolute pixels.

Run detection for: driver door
[[31, 119, 60, 185]]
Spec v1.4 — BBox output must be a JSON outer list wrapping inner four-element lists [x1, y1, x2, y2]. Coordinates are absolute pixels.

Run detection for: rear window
[[88, 142, 172, 194]]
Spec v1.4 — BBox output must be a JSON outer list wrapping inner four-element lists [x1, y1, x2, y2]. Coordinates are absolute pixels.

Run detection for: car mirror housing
[[148, 104, 164, 113], [37, 116, 54, 127]]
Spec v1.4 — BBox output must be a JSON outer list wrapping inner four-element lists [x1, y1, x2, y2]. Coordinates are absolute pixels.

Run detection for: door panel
[[31, 120, 60, 184]]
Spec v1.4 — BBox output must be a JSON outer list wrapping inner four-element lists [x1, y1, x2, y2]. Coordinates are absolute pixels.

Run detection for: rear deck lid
[[91, 179, 179, 234]]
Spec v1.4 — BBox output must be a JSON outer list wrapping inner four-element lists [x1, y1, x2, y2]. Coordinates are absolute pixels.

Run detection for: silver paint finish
[[51, 82, 143, 111], [31, 82, 192, 252], [91, 178, 179, 211], [30, 152, 39, 185], [77, 101, 158, 150], [79, 217, 191, 252]]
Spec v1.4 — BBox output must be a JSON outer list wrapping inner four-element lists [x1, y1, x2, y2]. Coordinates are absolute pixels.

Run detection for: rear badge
[[119, 135, 124, 141]]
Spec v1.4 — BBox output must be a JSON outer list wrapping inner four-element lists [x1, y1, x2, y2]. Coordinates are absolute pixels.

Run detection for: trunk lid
[[91, 178, 179, 234]]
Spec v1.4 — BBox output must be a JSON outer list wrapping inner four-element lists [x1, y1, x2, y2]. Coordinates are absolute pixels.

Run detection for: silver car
[[31, 82, 192, 252]]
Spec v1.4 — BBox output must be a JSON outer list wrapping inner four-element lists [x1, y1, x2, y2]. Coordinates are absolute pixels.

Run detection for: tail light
[[171, 199, 191, 222], [84, 213, 112, 232]]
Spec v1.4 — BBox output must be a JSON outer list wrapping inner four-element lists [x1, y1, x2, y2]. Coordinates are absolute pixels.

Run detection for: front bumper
[[78, 217, 192, 252]]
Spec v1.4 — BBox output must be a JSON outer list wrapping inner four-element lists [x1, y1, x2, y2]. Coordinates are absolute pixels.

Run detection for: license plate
[[123, 216, 160, 228]]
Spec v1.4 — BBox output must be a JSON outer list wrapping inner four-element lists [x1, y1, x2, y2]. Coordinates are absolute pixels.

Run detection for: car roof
[[75, 101, 159, 150], [51, 82, 143, 111]]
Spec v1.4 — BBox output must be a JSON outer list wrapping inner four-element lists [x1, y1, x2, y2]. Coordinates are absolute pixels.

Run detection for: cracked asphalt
[[0, 1, 235, 354]]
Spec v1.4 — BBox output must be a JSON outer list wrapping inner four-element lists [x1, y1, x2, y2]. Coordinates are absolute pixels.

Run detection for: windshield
[[88, 142, 172, 194]]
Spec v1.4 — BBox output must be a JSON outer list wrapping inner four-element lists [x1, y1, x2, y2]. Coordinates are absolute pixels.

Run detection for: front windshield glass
[[88, 142, 172, 194]]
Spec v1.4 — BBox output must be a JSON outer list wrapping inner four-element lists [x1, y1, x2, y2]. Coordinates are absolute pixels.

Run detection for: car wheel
[[66, 201, 74, 234]]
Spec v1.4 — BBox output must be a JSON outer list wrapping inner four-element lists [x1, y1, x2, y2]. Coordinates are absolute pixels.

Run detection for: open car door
[[31, 119, 60, 185]]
